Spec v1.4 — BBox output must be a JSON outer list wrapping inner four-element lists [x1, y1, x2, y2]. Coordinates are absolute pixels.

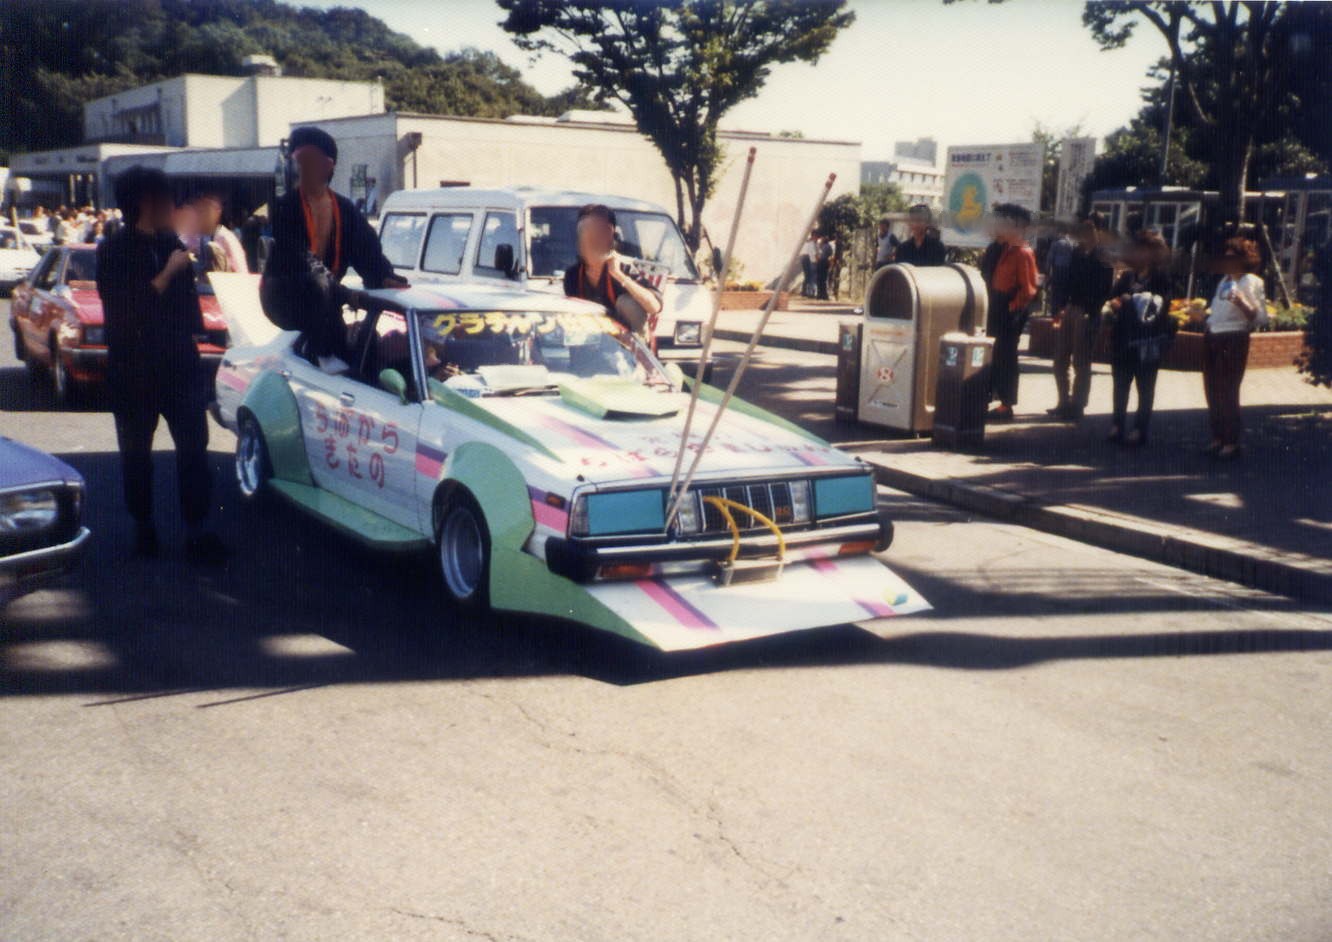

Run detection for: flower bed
[[1029, 315, 1305, 371], [718, 289, 791, 311]]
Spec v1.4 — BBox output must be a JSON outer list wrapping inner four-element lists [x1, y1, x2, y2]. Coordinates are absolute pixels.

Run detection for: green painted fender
[[441, 442, 649, 645], [241, 370, 313, 486]]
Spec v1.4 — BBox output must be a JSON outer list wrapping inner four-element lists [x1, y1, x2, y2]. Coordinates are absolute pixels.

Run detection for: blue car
[[0, 436, 90, 605]]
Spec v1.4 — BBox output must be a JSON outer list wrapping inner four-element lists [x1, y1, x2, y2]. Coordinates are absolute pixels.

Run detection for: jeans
[[1203, 331, 1250, 446], [800, 256, 815, 297], [1111, 346, 1161, 439], [987, 305, 1028, 407], [113, 382, 212, 527], [1053, 305, 1096, 413]]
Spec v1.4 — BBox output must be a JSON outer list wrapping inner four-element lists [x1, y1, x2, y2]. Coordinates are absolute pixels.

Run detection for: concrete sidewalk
[[712, 308, 1332, 603], [711, 300, 854, 355]]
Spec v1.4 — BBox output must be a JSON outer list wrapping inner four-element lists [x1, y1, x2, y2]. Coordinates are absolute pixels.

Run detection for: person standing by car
[[893, 204, 947, 267], [261, 125, 407, 373], [1106, 229, 1175, 446], [562, 203, 663, 337], [192, 189, 249, 274], [1049, 216, 1114, 420], [95, 166, 226, 563], [1200, 237, 1268, 459], [983, 203, 1039, 421]]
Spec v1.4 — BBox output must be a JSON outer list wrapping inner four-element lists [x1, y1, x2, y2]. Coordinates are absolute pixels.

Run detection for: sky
[[316, 0, 1166, 161]]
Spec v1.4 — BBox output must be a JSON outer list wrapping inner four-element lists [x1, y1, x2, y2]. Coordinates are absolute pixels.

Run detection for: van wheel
[[235, 413, 273, 502], [437, 492, 490, 610]]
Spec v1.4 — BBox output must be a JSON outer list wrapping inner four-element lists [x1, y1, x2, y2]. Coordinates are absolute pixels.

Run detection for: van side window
[[421, 213, 473, 275], [379, 213, 426, 270], [474, 212, 520, 277]]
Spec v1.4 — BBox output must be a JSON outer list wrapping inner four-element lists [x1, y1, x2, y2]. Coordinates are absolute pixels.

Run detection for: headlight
[[673, 320, 703, 346], [570, 489, 666, 537], [813, 474, 876, 519], [83, 325, 105, 345], [0, 489, 59, 533]]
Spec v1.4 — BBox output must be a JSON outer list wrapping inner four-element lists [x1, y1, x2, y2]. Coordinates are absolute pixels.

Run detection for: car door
[[21, 250, 65, 363], [472, 210, 522, 284], [287, 312, 424, 531]]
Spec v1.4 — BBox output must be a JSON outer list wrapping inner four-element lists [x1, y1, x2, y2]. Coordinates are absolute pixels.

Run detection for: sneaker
[[133, 522, 160, 558], [184, 531, 231, 566], [317, 355, 349, 375], [1046, 405, 1069, 418]]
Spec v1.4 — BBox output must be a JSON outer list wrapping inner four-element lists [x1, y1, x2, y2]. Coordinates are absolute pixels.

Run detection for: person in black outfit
[[261, 126, 407, 372], [814, 236, 833, 300], [894, 204, 947, 267], [1106, 229, 1175, 445], [562, 203, 662, 336], [1049, 216, 1114, 420], [95, 167, 225, 562]]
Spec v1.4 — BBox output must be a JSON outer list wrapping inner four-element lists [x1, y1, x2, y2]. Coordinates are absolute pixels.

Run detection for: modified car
[[212, 281, 929, 651], [10, 244, 231, 405], [0, 436, 90, 606]]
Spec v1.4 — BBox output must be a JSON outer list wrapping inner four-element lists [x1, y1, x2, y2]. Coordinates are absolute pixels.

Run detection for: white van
[[373, 187, 708, 364]]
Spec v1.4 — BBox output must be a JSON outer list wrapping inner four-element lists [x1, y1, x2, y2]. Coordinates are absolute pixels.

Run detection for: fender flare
[[239, 370, 313, 486], [436, 441, 534, 552]]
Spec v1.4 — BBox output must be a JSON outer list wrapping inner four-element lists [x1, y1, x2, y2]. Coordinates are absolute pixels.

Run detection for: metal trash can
[[856, 262, 987, 433], [835, 321, 863, 424], [932, 331, 994, 449]]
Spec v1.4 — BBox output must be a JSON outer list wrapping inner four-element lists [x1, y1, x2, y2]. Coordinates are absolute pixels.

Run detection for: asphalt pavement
[[2, 303, 1330, 941]]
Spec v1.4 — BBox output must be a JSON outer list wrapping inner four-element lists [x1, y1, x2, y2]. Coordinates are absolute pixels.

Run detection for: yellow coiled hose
[[701, 496, 786, 564]]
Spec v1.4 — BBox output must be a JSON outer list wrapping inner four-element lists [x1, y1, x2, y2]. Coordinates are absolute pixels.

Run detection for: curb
[[865, 458, 1332, 606], [712, 328, 839, 357]]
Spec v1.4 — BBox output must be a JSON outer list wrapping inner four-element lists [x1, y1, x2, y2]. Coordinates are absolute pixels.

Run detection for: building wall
[[252, 77, 384, 147], [83, 77, 190, 146], [182, 75, 255, 148], [316, 114, 860, 282]]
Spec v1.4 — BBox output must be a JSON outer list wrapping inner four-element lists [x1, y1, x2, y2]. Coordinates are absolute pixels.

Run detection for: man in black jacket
[[893, 204, 947, 267], [1049, 216, 1114, 420], [261, 126, 407, 373], [96, 166, 225, 562]]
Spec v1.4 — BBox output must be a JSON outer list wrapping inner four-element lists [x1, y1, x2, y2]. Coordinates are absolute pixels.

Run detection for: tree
[[1083, 2, 1324, 232], [1030, 122, 1086, 213], [497, 0, 854, 250]]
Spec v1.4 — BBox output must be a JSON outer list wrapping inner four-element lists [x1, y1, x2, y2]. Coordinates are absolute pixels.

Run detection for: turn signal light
[[837, 540, 876, 557], [598, 562, 655, 581]]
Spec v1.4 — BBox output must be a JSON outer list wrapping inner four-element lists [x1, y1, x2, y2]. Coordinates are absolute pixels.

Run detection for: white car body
[[210, 276, 928, 650], [0, 227, 42, 290]]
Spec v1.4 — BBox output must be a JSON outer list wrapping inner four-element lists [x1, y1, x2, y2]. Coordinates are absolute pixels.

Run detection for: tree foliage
[[0, 0, 591, 158], [497, 0, 854, 250]]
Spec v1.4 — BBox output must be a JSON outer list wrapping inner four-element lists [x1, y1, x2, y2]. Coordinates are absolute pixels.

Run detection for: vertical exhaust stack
[[665, 172, 838, 528]]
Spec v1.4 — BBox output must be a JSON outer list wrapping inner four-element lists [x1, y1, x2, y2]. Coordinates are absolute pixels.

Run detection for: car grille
[[692, 480, 800, 533]]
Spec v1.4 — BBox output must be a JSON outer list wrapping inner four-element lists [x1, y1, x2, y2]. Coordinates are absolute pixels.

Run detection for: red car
[[9, 244, 230, 405]]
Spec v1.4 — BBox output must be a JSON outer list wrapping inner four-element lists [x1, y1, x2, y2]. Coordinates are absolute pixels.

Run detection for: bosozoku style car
[[0, 436, 90, 606], [212, 282, 929, 650]]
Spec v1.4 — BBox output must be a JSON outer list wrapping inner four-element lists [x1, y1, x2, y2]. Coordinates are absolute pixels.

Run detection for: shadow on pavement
[[2, 447, 1328, 697]]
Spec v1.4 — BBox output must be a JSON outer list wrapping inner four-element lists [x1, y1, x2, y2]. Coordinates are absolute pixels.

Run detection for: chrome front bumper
[[0, 526, 91, 604]]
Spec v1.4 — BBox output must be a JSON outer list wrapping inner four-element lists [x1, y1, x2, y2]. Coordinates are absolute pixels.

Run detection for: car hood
[[0, 437, 84, 490], [468, 389, 855, 484]]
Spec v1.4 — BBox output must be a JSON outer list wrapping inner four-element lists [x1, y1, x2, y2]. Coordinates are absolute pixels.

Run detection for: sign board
[[943, 143, 1043, 247], [1054, 136, 1097, 220]]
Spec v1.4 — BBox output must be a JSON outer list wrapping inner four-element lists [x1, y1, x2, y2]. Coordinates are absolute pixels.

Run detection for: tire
[[49, 339, 71, 407], [12, 323, 26, 366], [436, 492, 491, 610], [235, 413, 273, 503]]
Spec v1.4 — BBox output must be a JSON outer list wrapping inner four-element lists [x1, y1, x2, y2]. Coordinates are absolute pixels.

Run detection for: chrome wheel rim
[[50, 347, 65, 399], [440, 505, 483, 600], [236, 421, 264, 498]]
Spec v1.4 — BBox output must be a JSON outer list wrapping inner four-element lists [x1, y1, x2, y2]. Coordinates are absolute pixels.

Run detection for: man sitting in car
[[562, 203, 662, 338]]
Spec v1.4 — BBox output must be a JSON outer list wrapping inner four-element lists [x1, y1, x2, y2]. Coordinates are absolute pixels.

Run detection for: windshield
[[64, 249, 98, 283], [417, 309, 671, 396], [527, 206, 698, 280]]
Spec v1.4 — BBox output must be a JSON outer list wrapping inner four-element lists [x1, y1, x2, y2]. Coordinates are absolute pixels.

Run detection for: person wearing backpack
[[1106, 229, 1174, 446]]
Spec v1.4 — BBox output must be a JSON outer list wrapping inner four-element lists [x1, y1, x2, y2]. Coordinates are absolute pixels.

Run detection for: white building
[[304, 110, 861, 282], [861, 158, 945, 210]]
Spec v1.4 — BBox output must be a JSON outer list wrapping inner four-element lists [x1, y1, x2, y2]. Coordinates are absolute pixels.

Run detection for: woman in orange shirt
[[982, 203, 1039, 420]]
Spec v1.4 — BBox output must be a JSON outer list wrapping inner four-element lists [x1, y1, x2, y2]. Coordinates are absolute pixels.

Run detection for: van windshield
[[527, 206, 698, 281]]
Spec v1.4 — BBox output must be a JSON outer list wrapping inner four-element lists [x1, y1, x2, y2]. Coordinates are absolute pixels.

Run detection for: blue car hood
[[0, 437, 84, 490]]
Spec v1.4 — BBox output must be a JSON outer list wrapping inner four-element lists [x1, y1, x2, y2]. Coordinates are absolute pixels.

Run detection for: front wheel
[[437, 493, 490, 610], [235, 413, 273, 502], [49, 339, 71, 407]]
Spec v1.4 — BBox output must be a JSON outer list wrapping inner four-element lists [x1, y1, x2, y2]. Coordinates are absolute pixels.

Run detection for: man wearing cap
[[262, 126, 408, 373], [893, 204, 947, 267]]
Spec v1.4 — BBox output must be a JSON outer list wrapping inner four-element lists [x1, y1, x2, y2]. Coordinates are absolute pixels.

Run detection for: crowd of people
[[983, 206, 1268, 460], [23, 203, 123, 245]]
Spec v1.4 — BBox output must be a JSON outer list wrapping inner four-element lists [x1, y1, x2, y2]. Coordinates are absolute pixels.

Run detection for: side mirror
[[710, 246, 724, 279], [493, 243, 519, 279], [379, 368, 409, 404]]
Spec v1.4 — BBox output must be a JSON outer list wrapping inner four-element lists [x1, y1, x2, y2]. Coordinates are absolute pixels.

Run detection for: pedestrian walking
[[1106, 229, 1174, 446], [260, 126, 408, 373], [1049, 216, 1113, 420], [800, 233, 817, 297], [894, 204, 947, 267], [1200, 236, 1267, 459], [815, 235, 833, 300], [982, 203, 1039, 421], [874, 217, 899, 270], [95, 166, 227, 563]]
